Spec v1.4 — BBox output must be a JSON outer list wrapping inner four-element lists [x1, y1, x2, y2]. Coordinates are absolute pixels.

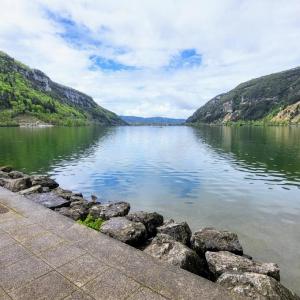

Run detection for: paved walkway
[[0, 187, 238, 300]]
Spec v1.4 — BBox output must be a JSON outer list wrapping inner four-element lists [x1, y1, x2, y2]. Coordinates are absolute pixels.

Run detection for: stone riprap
[[0, 166, 298, 300]]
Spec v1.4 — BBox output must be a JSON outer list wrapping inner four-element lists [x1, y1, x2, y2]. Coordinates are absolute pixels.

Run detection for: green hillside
[[0, 51, 125, 126], [187, 67, 300, 125]]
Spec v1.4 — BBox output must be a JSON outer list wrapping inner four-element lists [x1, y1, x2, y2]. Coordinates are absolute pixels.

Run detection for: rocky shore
[[0, 166, 299, 300]]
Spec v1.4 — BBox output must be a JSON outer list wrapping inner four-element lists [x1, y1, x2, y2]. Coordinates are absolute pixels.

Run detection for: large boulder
[[26, 192, 71, 209], [100, 217, 146, 246], [126, 211, 163, 237], [0, 177, 31, 192], [191, 227, 243, 256], [55, 202, 89, 221], [89, 202, 130, 220], [144, 234, 208, 277], [157, 219, 191, 245], [205, 251, 280, 281], [30, 175, 59, 189], [8, 170, 26, 179], [217, 272, 300, 300]]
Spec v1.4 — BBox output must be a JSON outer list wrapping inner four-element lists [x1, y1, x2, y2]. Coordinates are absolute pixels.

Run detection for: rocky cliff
[[0, 51, 126, 126], [187, 67, 300, 124]]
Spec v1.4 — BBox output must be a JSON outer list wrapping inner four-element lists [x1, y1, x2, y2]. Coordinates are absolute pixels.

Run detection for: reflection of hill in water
[[0, 126, 113, 174], [192, 126, 300, 185]]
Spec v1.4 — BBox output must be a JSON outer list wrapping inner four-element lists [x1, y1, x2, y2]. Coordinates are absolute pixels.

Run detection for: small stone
[[0, 166, 13, 172], [191, 227, 243, 256], [89, 202, 130, 220], [8, 170, 25, 179], [205, 251, 280, 281], [30, 175, 59, 189], [26, 192, 71, 209], [217, 272, 300, 300], [144, 234, 208, 277], [19, 185, 42, 195], [100, 217, 146, 246], [126, 211, 163, 237], [157, 219, 191, 245]]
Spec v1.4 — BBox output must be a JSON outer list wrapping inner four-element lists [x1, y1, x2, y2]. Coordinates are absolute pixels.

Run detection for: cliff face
[[0, 51, 126, 126], [187, 67, 300, 124]]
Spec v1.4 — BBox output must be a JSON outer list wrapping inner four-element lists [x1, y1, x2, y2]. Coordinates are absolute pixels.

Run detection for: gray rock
[[19, 185, 42, 195], [191, 227, 243, 256], [100, 217, 146, 246], [26, 192, 71, 209], [126, 211, 163, 237], [30, 175, 59, 189], [8, 170, 25, 179], [157, 219, 191, 245], [0, 177, 31, 192], [89, 202, 130, 220], [217, 272, 300, 300], [53, 187, 73, 200], [144, 234, 208, 277], [70, 195, 84, 202], [205, 251, 280, 281], [55, 204, 88, 221], [0, 171, 10, 179], [0, 166, 13, 172]]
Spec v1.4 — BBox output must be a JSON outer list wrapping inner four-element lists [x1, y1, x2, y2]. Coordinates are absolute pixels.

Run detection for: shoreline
[[0, 165, 299, 299]]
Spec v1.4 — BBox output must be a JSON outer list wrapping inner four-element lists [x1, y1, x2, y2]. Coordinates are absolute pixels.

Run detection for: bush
[[77, 214, 104, 231]]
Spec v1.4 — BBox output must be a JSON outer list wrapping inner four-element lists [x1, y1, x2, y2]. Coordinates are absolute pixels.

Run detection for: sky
[[0, 0, 300, 118]]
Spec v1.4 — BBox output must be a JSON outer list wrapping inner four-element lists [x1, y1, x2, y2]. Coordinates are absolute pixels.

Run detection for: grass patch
[[77, 214, 104, 231]]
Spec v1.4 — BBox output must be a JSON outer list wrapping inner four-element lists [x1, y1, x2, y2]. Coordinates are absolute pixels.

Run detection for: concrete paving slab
[[65, 290, 95, 300], [0, 288, 12, 300], [82, 267, 141, 300], [128, 287, 168, 300], [0, 243, 31, 268], [9, 271, 77, 300], [57, 253, 110, 287], [0, 256, 52, 292], [8, 223, 49, 243], [0, 217, 33, 234], [39, 241, 86, 268], [0, 232, 16, 249], [22, 232, 64, 254]]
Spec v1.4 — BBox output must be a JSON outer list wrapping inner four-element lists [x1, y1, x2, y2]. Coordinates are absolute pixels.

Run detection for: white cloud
[[0, 0, 300, 118]]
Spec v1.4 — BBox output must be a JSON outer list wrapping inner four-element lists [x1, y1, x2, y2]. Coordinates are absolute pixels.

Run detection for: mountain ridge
[[0, 51, 126, 126], [120, 116, 185, 125], [187, 66, 300, 125]]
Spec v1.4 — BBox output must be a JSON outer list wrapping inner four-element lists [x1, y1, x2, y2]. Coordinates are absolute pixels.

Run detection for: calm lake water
[[0, 125, 300, 293]]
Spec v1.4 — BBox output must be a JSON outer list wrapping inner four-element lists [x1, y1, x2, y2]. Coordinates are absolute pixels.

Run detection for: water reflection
[[192, 125, 300, 188]]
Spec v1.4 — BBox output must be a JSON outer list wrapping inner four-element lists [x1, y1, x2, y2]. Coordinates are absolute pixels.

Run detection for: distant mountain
[[187, 67, 300, 125], [120, 116, 186, 125], [0, 51, 126, 126]]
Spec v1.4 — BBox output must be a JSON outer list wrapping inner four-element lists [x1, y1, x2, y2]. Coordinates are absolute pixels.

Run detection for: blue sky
[[0, 0, 300, 117]]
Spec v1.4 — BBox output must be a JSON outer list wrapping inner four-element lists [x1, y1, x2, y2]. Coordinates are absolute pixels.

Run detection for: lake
[[0, 125, 299, 293]]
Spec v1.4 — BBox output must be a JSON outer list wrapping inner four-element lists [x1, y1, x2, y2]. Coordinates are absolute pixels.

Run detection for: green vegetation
[[187, 67, 300, 125], [77, 214, 104, 231], [0, 51, 125, 126], [0, 72, 88, 126]]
